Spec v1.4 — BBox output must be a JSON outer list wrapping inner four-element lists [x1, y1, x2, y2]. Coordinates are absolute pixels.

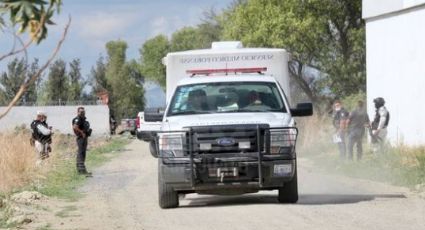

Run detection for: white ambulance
[[146, 41, 312, 208]]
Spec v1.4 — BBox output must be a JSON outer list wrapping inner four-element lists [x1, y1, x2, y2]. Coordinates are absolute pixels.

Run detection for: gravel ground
[[23, 140, 425, 230]]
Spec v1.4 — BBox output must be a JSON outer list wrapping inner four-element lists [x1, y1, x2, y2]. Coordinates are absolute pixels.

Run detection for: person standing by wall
[[371, 97, 390, 153], [31, 111, 53, 162], [72, 107, 92, 176], [347, 100, 370, 160], [332, 100, 349, 159]]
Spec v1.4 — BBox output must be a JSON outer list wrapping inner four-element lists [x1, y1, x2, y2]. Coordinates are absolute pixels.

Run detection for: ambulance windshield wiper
[[236, 109, 268, 112], [236, 108, 283, 113], [171, 111, 212, 116]]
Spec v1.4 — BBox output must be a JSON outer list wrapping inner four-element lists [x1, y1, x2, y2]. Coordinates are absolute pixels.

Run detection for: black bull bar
[[153, 125, 298, 188]]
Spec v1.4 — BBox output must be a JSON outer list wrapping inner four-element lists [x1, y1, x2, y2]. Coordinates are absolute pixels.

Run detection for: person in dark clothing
[[31, 111, 53, 161], [347, 100, 370, 160], [371, 97, 390, 154], [72, 107, 92, 176], [187, 89, 208, 111], [109, 114, 117, 135], [332, 100, 349, 159]]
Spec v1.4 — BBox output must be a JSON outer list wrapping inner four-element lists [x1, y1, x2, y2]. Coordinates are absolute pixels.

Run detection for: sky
[[0, 0, 234, 79]]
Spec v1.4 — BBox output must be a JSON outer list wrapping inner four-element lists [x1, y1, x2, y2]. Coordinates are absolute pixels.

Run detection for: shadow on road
[[181, 193, 406, 208]]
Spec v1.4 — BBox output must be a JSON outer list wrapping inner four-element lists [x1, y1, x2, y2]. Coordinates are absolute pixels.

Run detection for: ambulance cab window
[[168, 82, 287, 116]]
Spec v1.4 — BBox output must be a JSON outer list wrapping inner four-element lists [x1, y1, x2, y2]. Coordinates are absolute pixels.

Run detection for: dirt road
[[30, 140, 425, 230]]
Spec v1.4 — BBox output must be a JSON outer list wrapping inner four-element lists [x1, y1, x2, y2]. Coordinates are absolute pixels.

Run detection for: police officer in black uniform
[[72, 107, 92, 176]]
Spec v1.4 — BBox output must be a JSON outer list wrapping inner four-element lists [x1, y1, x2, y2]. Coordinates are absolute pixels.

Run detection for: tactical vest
[[30, 120, 52, 143], [30, 120, 43, 141], [371, 109, 390, 130]]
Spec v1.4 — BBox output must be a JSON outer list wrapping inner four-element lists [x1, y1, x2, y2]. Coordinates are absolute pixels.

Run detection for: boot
[[78, 169, 92, 177]]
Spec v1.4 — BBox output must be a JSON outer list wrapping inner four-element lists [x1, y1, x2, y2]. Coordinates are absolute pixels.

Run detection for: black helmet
[[373, 97, 385, 108]]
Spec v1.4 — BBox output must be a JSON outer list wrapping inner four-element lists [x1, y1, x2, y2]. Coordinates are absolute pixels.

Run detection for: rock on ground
[[10, 191, 46, 205]]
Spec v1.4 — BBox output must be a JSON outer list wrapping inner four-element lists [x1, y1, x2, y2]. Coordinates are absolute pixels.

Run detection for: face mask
[[334, 106, 341, 111]]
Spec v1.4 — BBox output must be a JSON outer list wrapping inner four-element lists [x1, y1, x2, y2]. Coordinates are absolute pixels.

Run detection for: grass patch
[[0, 131, 38, 193], [55, 205, 78, 218], [33, 137, 128, 200], [298, 114, 425, 188], [310, 148, 425, 187], [36, 223, 53, 230], [0, 215, 7, 229]]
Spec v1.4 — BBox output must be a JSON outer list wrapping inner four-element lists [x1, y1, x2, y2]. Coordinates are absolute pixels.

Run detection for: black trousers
[[76, 137, 88, 172]]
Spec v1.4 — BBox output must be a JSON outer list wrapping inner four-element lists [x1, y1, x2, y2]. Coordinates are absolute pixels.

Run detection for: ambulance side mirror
[[290, 103, 313, 117], [144, 108, 164, 122]]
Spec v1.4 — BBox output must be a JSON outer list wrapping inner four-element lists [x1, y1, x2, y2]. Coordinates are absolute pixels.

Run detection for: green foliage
[[106, 40, 127, 77], [311, 145, 425, 187], [105, 40, 145, 119], [139, 35, 169, 88], [197, 9, 223, 47], [308, 0, 366, 97], [91, 56, 108, 92], [299, 99, 425, 188], [0, 0, 62, 43], [40, 58, 86, 104], [0, 58, 40, 105], [139, 10, 222, 88], [221, 0, 365, 105], [0, 58, 27, 105], [45, 59, 68, 103], [37, 138, 128, 200], [170, 27, 202, 51], [341, 92, 366, 112], [25, 58, 41, 103], [67, 58, 83, 101]]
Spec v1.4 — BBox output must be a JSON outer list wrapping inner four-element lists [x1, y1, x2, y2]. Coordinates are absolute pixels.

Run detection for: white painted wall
[[0, 105, 110, 135], [365, 5, 425, 145], [363, 0, 425, 19], [363, 0, 403, 19]]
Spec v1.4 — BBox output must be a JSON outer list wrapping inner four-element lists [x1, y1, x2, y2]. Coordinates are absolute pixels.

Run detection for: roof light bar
[[186, 67, 267, 76]]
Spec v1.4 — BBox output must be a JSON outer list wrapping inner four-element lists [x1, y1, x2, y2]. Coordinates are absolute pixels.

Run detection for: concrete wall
[[0, 105, 110, 135], [364, 3, 425, 145], [363, 0, 425, 19]]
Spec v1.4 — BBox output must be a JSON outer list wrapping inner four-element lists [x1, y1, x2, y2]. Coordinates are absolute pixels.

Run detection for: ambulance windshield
[[168, 82, 287, 116]]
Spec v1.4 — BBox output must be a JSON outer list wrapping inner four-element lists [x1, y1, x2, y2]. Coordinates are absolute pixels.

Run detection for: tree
[[221, 0, 365, 111], [306, 0, 365, 96], [105, 40, 145, 119], [222, 0, 325, 105], [139, 8, 224, 89], [139, 35, 170, 88], [112, 62, 145, 118], [24, 58, 41, 104], [0, 0, 70, 119], [0, 58, 41, 105], [91, 56, 108, 92], [68, 58, 84, 101], [0, 58, 27, 105], [0, 0, 62, 43], [45, 59, 68, 104], [170, 27, 203, 51], [127, 59, 144, 85], [197, 8, 223, 48]]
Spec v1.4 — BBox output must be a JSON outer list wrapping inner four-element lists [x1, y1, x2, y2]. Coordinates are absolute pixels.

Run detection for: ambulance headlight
[[158, 133, 185, 157], [270, 131, 295, 155]]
